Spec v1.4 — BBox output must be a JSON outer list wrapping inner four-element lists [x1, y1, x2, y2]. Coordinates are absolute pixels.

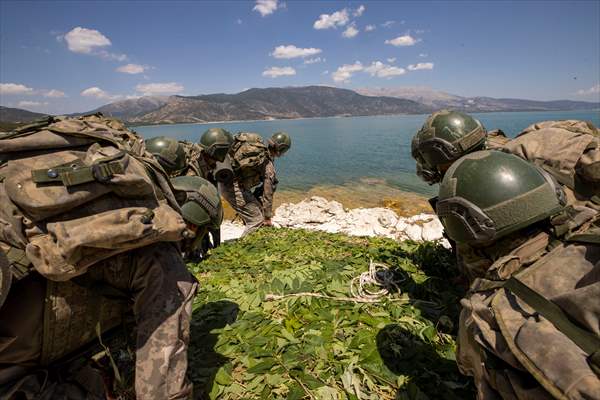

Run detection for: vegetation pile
[[188, 228, 474, 399]]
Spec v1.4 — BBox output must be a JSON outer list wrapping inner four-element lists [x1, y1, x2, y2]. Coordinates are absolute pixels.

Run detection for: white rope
[[350, 260, 404, 301], [265, 260, 405, 304]]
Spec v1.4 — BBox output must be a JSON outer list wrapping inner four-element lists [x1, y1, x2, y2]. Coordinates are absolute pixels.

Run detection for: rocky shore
[[221, 196, 448, 247]]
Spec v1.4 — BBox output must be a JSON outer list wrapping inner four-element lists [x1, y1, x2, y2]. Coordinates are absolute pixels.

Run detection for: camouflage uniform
[[456, 209, 600, 399], [220, 134, 278, 236], [0, 114, 197, 399], [0, 243, 197, 399], [456, 120, 600, 282], [180, 140, 213, 181], [219, 157, 277, 235]]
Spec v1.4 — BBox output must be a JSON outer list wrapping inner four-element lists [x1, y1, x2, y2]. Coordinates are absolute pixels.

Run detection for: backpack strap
[[504, 277, 600, 375]]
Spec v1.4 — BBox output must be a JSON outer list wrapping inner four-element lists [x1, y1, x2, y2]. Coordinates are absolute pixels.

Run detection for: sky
[[1, 0, 599, 114]]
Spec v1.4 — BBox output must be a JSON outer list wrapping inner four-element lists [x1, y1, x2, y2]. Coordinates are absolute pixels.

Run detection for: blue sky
[[1, 0, 599, 114]]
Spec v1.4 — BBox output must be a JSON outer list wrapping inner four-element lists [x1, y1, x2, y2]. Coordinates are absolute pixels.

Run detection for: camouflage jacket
[[179, 140, 213, 181], [456, 206, 600, 399]]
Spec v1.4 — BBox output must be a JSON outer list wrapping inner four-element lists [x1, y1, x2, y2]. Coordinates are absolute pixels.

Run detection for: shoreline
[[128, 108, 600, 129]]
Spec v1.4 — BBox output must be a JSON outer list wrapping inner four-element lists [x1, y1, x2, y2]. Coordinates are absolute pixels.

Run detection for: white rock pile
[[221, 196, 448, 247]]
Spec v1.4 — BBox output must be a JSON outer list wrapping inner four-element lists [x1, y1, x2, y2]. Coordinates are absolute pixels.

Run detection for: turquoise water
[[135, 110, 600, 196]]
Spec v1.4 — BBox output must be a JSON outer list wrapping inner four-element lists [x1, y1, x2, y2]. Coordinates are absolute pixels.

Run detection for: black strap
[[504, 277, 600, 372]]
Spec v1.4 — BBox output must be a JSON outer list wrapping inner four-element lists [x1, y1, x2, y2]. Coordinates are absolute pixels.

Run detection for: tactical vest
[[229, 132, 269, 188], [0, 114, 187, 364], [457, 207, 600, 399]]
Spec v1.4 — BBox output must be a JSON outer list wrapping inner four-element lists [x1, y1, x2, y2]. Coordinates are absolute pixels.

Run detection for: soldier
[[411, 110, 600, 204], [0, 114, 219, 399], [219, 131, 291, 236], [171, 175, 224, 262], [435, 150, 600, 399], [146, 128, 233, 250], [146, 127, 233, 182]]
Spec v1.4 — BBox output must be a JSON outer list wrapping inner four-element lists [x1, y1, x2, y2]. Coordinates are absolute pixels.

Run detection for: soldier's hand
[[263, 218, 273, 227]]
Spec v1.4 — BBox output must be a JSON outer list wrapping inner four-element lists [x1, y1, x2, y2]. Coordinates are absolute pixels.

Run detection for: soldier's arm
[[260, 160, 278, 221]]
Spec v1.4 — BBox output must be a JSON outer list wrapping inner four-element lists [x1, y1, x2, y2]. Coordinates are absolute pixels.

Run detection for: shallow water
[[135, 110, 600, 202]]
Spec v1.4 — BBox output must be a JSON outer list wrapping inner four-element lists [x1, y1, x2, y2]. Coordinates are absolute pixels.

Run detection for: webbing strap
[[5, 246, 31, 279], [32, 159, 124, 187], [504, 277, 600, 372]]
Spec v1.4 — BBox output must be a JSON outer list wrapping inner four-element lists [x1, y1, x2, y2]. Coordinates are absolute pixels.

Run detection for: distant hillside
[[356, 87, 600, 113], [0, 106, 48, 130], [88, 86, 432, 124], [2, 86, 599, 128]]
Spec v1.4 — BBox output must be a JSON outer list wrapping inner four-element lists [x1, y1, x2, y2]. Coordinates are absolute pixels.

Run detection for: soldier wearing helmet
[[146, 127, 234, 183], [220, 131, 292, 235], [171, 176, 224, 261], [411, 111, 600, 206], [437, 150, 600, 399], [411, 110, 505, 185]]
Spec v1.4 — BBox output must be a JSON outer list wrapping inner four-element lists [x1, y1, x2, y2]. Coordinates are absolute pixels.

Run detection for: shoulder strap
[[504, 277, 600, 375]]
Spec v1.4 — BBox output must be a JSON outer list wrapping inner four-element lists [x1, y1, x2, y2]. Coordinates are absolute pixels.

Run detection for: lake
[[135, 110, 600, 205]]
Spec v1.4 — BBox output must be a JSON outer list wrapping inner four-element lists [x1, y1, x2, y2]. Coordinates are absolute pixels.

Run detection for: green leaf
[[247, 359, 277, 374]]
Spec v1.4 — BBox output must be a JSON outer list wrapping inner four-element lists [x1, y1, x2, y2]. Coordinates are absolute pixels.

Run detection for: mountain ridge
[[2, 86, 598, 127]]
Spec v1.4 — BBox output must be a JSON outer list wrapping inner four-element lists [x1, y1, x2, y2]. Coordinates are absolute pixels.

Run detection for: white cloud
[[385, 34, 419, 47], [365, 24, 376, 32], [253, 0, 278, 16], [262, 66, 296, 78], [236, 18, 243, 24], [313, 8, 349, 29], [304, 57, 323, 64], [0, 83, 34, 95], [322, 70, 329, 75], [81, 87, 121, 100], [342, 24, 359, 38], [381, 20, 395, 28], [364, 61, 406, 78], [44, 89, 66, 98], [407, 62, 434, 71], [331, 62, 363, 83], [63, 27, 127, 61], [136, 82, 184, 95], [18, 101, 48, 108], [271, 45, 322, 59], [576, 84, 600, 95], [353, 5, 365, 17], [64, 27, 111, 54], [116, 63, 148, 74], [419, 53, 428, 57], [387, 57, 396, 63]]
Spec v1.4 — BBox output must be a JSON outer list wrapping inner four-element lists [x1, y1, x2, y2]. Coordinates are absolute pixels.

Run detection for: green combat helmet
[[436, 150, 565, 245], [146, 136, 187, 176], [171, 176, 224, 229], [199, 128, 234, 162], [412, 110, 487, 184], [0, 250, 10, 309], [269, 132, 292, 156]]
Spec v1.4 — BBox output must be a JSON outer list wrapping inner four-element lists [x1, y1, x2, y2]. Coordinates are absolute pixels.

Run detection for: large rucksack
[[0, 114, 186, 282], [229, 132, 269, 188], [502, 120, 600, 193]]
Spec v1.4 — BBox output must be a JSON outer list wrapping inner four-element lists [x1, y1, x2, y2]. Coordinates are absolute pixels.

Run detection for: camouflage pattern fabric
[[0, 242, 197, 400], [179, 140, 213, 180], [501, 120, 600, 205], [219, 179, 265, 236], [456, 209, 600, 399], [219, 155, 278, 235]]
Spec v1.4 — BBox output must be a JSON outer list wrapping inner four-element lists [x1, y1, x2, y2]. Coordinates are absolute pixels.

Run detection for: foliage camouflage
[[187, 228, 474, 400]]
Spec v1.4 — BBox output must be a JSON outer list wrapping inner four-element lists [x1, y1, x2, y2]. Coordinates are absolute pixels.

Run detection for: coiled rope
[[264, 260, 406, 304]]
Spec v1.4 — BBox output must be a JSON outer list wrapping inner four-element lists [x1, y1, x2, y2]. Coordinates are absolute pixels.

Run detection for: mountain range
[[1, 86, 598, 127]]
